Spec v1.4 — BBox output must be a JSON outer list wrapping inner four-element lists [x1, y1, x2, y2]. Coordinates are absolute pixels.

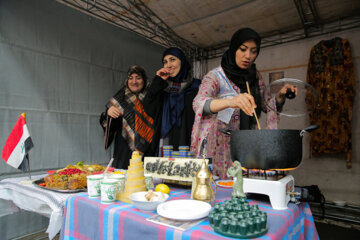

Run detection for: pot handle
[[300, 125, 319, 137]]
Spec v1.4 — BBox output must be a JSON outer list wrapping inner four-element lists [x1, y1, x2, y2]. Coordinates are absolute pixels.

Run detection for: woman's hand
[[276, 84, 297, 104], [107, 106, 120, 118], [209, 93, 256, 116], [156, 68, 170, 80], [228, 93, 257, 116]]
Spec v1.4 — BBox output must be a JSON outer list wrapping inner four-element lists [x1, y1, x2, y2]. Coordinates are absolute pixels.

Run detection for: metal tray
[[33, 178, 87, 193]]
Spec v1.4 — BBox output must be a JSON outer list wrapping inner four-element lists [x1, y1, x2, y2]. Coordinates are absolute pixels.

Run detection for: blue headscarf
[[160, 47, 193, 138], [162, 47, 191, 82]]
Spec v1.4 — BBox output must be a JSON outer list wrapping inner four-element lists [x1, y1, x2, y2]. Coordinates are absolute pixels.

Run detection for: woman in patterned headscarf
[[142, 47, 201, 155], [100, 65, 155, 169], [191, 28, 294, 179]]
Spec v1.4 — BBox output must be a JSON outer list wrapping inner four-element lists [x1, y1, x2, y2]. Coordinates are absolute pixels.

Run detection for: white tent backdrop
[[0, 0, 165, 238], [0, 0, 164, 178]]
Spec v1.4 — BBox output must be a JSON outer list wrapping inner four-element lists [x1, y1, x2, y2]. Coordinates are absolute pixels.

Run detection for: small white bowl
[[130, 191, 169, 211], [333, 200, 347, 207]]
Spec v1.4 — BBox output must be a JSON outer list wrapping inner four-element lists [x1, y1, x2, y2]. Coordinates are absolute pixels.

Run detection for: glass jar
[[144, 174, 154, 190]]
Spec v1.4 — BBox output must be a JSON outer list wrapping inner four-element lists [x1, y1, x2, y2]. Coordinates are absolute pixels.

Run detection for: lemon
[[155, 183, 170, 194]]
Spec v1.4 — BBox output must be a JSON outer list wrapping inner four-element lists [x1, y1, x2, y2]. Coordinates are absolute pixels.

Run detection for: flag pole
[[22, 112, 32, 180], [26, 153, 31, 180]]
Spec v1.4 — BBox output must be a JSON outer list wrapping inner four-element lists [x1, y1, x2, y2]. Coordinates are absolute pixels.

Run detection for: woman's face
[[163, 54, 181, 77], [127, 73, 144, 93], [235, 40, 258, 69]]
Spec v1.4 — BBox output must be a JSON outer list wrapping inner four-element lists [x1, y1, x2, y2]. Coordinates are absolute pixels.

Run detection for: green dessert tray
[[208, 196, 268, 239]]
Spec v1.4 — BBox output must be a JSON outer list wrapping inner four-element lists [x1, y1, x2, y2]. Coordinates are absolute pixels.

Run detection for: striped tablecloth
[[61, 187, 319, 240]]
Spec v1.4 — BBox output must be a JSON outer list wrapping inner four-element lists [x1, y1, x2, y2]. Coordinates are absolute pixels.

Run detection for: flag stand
[[26, 153, 31, 180]]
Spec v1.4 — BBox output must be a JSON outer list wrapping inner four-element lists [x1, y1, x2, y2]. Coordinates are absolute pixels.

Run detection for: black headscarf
[[162, 47, 191, 83], [221, 28, 262, 127], [160, 47, 195, 138]]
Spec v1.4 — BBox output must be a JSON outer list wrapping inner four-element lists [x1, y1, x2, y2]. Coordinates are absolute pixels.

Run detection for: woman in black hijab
[[142, 47, 200, 155], [191, 28, 293, 179]]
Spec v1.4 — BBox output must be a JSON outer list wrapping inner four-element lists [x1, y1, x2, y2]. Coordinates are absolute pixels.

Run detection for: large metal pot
[[227, 125, 319, 170]]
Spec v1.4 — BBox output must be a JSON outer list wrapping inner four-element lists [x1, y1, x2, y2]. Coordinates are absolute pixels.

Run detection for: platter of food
[[33, 178, 87, 193], [33, 161, 111, 193], [215, 179, 234, 188]]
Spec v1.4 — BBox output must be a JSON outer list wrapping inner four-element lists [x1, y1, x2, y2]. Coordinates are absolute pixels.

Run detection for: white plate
[[215, 179, 233, 188], [157, 200, 211, 221]]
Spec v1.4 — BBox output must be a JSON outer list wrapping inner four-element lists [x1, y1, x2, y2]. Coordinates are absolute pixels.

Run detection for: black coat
[[142, 76, 200, 153], [99, 112, 131, 169]]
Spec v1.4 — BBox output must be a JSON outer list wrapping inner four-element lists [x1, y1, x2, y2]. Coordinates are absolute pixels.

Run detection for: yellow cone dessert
[[116, 151, 146, 203]]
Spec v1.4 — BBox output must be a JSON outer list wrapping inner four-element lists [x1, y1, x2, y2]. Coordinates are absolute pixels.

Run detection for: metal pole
[[26, 153, 31, 180]]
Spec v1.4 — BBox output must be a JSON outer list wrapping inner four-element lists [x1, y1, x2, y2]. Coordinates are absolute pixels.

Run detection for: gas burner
[[243, 175, 295, 210], [243, 169, 290, 181]]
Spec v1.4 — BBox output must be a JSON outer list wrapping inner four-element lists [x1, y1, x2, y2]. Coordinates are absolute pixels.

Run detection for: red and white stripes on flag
[[1, 114, 34, 171]]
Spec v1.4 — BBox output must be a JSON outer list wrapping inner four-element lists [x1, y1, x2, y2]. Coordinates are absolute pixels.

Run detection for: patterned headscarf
[[125, 65, 147, 92], [108, 65, 154, 154]]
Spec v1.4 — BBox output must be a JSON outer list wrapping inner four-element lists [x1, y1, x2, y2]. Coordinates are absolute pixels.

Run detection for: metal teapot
[[193, 158, 217, 205]]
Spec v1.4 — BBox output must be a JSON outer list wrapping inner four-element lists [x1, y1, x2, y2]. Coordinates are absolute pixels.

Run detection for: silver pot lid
[[264, 78, 319, 117]]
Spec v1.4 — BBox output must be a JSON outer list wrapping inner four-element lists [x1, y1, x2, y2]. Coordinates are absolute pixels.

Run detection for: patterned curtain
[[306, 38, 355, 168]]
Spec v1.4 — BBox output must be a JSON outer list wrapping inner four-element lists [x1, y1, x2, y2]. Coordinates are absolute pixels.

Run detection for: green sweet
[[214, 204, 221, 212], [228, 212, 236, 218], [251, 211, 258, 217], [233, 204, 243, 212], [255, 217, 262, 232], [243, 212, 250, 218], [250, 205, 259, 211], [220, 211, 228, 218], [236, 212, 245, 221], [208, 211, 215, 225], [229, 220, 238, 233], [260, 216, 267, 229], [220, 218, 230, 232], [243, 204, 250, 211], [247, 219, 255, 233], [218, 205, 226, 212], [225, 204, 233, 212], [238, 220, 247, 235], [213, 214, 221, 227]]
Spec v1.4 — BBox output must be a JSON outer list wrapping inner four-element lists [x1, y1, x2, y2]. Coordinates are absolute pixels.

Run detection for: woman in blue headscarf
[[142, 47, 200, 155]]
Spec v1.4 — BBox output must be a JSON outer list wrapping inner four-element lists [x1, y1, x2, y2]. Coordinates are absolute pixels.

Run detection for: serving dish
[[215, 179, 233, 188], [130, 191, 169, 211], [33, 179, 87, 193]]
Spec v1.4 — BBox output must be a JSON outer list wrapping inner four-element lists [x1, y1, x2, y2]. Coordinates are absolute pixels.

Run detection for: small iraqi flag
[[1, 113, 34, 171]]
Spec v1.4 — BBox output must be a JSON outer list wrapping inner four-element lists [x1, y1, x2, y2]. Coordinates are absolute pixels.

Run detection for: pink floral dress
[[191, 66, 280, 179]]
